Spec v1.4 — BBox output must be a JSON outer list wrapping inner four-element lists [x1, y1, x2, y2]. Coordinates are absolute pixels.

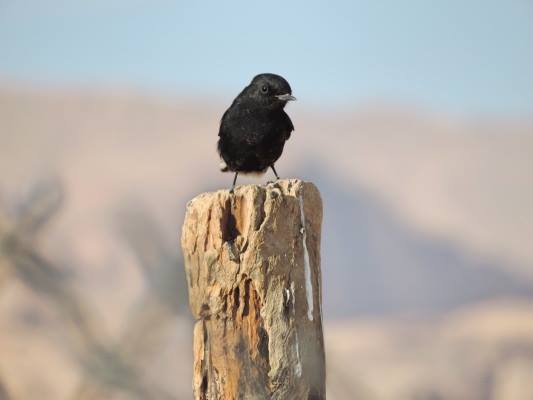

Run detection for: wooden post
[[181, 179, 325, 399]]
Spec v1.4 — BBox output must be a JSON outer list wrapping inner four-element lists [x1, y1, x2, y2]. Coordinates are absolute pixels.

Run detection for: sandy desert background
[[1, 84, 533, 399]]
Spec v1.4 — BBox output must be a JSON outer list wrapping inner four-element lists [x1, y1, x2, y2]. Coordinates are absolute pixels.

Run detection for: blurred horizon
[[2, 84, 533, 399], [1, 1, 533, 116]]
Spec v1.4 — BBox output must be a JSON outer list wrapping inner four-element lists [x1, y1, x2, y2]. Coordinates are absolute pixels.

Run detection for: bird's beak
[[276, 93, 297, 101]]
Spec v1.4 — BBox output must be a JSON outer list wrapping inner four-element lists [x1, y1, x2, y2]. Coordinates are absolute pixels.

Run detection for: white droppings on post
[[299, 193, 314, 321], [291, 281, 302, 377], [294, 333, 302, 377]]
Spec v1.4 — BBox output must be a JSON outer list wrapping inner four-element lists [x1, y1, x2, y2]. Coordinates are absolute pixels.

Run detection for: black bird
[[217, 73, 296, 191]]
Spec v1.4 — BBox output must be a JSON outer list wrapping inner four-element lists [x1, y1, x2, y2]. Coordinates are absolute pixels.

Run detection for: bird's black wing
[[218, 108, 230, 137], [281, 110, 294, 140]]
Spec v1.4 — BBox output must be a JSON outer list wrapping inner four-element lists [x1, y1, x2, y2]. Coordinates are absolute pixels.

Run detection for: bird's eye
[[261, 85, 268, 93]]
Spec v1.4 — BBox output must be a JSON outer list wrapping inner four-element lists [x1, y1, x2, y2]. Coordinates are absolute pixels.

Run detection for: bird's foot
[[266, 179, 280, 187], [266, 175, 280, 185]]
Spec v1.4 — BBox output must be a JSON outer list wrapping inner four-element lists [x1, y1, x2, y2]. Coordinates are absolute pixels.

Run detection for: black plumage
[[217, 73, 296, 191]]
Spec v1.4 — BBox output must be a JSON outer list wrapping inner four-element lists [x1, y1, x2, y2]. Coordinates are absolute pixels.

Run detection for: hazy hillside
[[315, 168, 533, 317], [327, 300, 533, 400], [1, 85, 533, 399], [1, 85, 532, 316]]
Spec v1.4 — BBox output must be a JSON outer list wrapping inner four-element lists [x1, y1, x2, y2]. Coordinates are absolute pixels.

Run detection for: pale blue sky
[[1, 0, 532, 116]]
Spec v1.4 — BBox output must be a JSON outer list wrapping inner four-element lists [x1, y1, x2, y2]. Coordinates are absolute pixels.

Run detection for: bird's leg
[[230, 172, 239, 193], [270, 165, 280, 180], [267, 165, 281, 185]]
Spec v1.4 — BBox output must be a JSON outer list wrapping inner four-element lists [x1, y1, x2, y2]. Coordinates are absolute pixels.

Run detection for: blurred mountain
[[300, 107, 533, 276], [313, 167, 533, 317], [2, 84, 532, 315], [1, 84, 533, 398], [326, 300, 533, 400]]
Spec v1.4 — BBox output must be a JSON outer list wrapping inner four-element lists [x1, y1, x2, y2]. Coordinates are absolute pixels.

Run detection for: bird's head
[[242, 73, 296, 109]]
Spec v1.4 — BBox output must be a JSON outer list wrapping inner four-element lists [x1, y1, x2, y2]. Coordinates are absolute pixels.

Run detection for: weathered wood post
[[181, 179, 325, 399]]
